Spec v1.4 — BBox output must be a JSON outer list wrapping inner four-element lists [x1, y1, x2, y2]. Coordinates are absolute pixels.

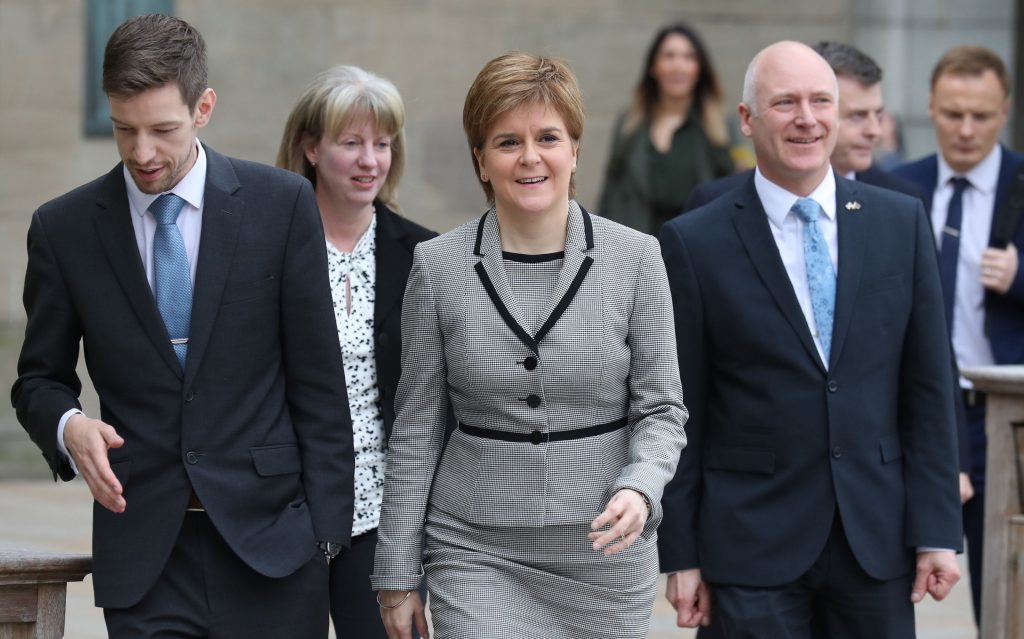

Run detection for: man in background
[[893, 44, 1024, 628]]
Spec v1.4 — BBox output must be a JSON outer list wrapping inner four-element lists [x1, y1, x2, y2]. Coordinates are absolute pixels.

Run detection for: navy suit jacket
[[372, 201, 438, 440], [892, 147, 1024, 365], [685, 165, 924, 212], [658, 174, 962, 586], [12, 146, 354, 608], [686, 166, 970, 473]]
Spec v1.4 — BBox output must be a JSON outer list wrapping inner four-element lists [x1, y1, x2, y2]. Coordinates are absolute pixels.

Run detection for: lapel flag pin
[[844, 201, 861, 211]]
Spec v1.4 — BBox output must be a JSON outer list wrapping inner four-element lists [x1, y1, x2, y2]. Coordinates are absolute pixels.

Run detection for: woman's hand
[[378, 589, 429, 639], [588, 488, 650, 556]]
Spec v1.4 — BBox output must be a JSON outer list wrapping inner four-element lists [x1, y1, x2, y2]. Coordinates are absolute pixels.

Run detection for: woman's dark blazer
[[372, 201, 438, 440]]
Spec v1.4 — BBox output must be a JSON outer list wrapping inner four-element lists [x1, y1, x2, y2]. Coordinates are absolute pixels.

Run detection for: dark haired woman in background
[[599, 23, 735, 234]]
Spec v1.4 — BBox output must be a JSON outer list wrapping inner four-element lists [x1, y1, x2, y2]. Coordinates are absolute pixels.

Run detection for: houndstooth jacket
[[371, 201, 688, 591]]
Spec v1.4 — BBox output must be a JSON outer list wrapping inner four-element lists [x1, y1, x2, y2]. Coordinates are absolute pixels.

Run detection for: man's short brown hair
[[930, 45, 1010, 96], [102, 14, 208, 111]]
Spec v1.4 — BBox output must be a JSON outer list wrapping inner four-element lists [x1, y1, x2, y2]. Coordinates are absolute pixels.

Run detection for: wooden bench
[[962, 365, 1024, 639], [0, 550, 91, 639]]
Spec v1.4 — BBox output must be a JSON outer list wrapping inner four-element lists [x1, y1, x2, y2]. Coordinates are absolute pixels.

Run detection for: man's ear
[[193, 88, 216, 129], [738, 103, 753, 138]]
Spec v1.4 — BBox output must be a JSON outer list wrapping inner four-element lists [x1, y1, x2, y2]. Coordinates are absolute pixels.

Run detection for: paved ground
[[0, 480, 978, 638]]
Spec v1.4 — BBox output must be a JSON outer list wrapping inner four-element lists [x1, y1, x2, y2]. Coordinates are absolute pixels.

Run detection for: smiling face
[[305, 114, 393, 214], [740, 42, 839, 195], [473, 102, 578, 221], [110, 82, 215, 194], [832, 76, 883, 175], [929, 69, 1009, 174], [650, 33, 700, 101]]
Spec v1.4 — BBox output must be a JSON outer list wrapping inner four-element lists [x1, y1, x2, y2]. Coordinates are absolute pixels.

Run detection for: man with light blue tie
[[658, 41, 963, 637], [892, 44, 1024, 629], [11, 14, 353, 637]]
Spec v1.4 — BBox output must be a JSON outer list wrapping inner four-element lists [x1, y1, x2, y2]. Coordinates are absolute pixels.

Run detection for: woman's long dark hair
[[622, 23, 728, 146]]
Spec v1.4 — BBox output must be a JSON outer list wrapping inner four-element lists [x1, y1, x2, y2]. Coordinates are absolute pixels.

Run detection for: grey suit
[[372, 201, 687, 638]]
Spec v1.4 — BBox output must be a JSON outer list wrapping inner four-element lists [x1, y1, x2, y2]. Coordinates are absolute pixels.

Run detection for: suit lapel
[[93, 166, 184, 377], [472, 204, 595, 354], [830, 178, 866, 369], [183, 147, 243, 385], [534, 203, 594, 344], [731, 184, 824, 371], [374, 206, 412, 332], [474, 210, 537, 351]]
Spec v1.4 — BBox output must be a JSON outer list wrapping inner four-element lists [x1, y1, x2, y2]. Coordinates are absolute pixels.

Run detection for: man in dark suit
[[892, 44, 1024, 628], [11, 14, 353, 637], [659, 41, 962, 637], [686, 41, 923, 211]]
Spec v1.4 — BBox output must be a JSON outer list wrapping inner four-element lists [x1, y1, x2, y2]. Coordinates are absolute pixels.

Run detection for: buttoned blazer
[[12, 146, 354, 608], [371, 201, 438, 440], [371, 203, 688, 590], [658, 174, 962, 586], [684, 166, 925, 213], [893, 147, 1024, 365]]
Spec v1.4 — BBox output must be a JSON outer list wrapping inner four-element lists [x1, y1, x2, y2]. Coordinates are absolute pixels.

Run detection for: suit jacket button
[[186, 451, 200, 465], [526, 394, 541, 408], [377, 333, 389, 347], [523, 356, 538, 371], [530, 430, 545, 445], [185, 391, 195, 403], [831, 446, 843, 459], [827, 380, 839, 393]]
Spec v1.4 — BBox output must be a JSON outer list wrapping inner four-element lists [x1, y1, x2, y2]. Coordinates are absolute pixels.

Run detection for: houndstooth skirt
[[423, 506, 658, 638]]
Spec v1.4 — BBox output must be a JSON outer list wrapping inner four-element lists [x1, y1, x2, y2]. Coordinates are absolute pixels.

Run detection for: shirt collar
[[125, 140, 207, 217], [937, 144, 1001, 195], [754, 167, 837, 230], [326, 212, 377, 261]]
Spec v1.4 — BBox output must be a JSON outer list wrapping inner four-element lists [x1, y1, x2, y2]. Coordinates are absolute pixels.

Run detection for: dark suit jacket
[[686, 165, 970, 473], [12, 145, 354, 608], [893, 146, 1024, 365], [658, 174, 962, 586], [372, 202, 438, 440], [685, 166, 925, 212]]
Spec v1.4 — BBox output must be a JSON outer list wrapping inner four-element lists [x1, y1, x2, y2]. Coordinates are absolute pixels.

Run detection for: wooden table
[[0, 550, 91, 639], [961, 365, 1024, 639]]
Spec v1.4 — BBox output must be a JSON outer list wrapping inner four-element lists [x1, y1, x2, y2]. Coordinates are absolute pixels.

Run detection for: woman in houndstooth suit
[[371, 52, 688, 639]]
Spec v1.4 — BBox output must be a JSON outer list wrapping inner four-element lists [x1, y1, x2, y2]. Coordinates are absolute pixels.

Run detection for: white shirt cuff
[[57, 409, 82, 476]]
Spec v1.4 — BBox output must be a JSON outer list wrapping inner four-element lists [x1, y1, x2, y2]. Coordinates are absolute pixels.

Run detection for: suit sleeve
[[279, 179, 355, 546], [656, 220, 707, 572], [371, 244, 450, 591], [900, 203, 964, 550], [11, 211, 83, 481], [610, 236, 688, 528]]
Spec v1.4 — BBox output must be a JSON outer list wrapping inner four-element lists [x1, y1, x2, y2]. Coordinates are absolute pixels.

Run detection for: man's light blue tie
[[150, 193, 191, 369], [792, 197, 836, 361]]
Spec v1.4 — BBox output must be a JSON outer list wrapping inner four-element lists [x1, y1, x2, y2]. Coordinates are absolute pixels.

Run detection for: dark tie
[[938, 177, 970, 330], [792, 197, 836, 361], [150, 193, 192, 369]]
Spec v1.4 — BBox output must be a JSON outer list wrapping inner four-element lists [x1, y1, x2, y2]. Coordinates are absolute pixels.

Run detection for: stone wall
[[0, 0, 860, 327], [1, 0, 1017, 474]]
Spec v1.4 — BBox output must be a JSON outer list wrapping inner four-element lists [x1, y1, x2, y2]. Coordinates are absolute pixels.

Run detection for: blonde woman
[[277, 65, 437, 637]]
